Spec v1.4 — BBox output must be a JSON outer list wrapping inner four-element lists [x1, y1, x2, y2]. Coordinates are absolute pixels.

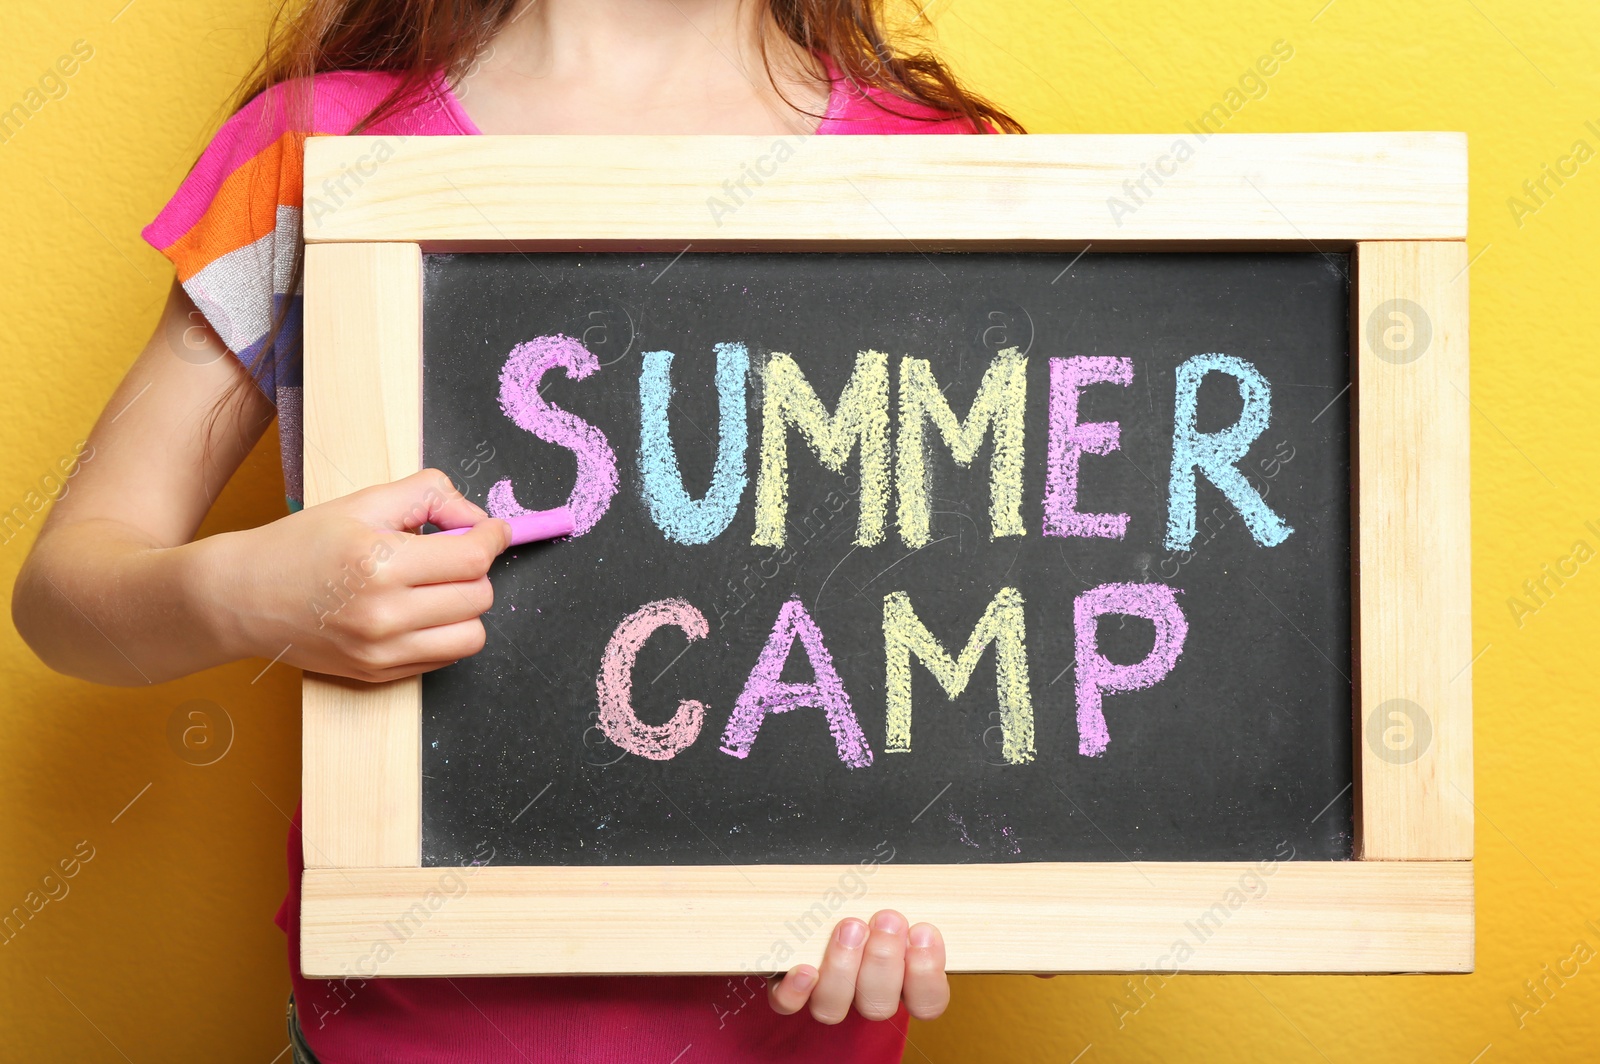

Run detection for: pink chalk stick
[[434, 506, 574, 547]]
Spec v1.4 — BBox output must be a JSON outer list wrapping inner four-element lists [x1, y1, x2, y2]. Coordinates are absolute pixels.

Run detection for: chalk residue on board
[[1043, 355, 1133, 539], [719, 596, 873, 768], [753, 351, 889, 548], [489, 333, 618, 536], [897, 348, 1027, 549], [946, 812, 980, 849], [596, 598, 708, 760], [638, 342, 749, 544], [883, 586, 1035, 765], [1163, 352, 1293, 552], [1000, 823, 1022, 856], [1073, 582, 1189, 758]]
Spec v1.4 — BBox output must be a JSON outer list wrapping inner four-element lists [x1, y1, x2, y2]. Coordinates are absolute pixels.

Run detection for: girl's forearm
[[17, 469, 514, 688], [13, 518, 245, 686]]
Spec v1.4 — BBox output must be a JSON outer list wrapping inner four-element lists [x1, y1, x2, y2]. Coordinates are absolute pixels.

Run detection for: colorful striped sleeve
[[141, 72, 473, 507], [143, 86, 309, 398]]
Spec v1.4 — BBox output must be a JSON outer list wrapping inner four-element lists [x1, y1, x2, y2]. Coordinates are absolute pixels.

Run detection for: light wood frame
[[300, 134, 1472, 976]]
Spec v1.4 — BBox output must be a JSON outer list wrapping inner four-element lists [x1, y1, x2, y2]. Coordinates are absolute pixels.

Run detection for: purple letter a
[[720, 596, 873, 768]]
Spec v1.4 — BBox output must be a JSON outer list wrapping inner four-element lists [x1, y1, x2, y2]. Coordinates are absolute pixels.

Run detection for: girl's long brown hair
[[220, 0, 1020, 435]]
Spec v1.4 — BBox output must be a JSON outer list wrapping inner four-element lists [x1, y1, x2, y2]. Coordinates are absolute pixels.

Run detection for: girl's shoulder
[[143, 70, 470, 277]]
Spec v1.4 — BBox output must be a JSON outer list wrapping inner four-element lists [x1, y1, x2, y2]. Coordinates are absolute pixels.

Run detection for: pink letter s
[[488, 334, 619, 536]]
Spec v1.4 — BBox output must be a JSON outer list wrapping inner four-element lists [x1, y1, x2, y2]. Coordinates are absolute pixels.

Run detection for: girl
[[14, 1, 1021, 1060]]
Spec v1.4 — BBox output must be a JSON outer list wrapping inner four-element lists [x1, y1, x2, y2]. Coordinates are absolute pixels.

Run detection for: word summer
[[486, 335, 1296, 765]]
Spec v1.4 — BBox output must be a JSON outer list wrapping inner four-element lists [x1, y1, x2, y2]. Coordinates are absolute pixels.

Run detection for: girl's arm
[[13, 282, 509, 686], [17, 283, 952, 1024]]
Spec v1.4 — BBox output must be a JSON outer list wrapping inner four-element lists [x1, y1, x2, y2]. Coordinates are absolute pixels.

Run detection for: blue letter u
[[639, 342, 749, 544]]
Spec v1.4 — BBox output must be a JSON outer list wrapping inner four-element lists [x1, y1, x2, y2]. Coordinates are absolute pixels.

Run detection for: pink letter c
[[596, 599, 709, 760]]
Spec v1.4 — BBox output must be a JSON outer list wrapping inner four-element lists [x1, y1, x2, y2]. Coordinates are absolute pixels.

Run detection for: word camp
[[485, 335, 1294, 766]]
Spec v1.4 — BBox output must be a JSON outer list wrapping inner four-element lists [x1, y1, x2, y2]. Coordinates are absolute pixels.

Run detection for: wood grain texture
[[302, 243, 425, 504], [1356, 241, 1473, 860], [302, 243, 424, 868], [302, 133, 1467, 248], [300, 861, 1473, 976]]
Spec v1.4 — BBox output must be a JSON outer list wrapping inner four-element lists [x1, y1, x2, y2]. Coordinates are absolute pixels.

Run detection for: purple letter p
[[1074, 582, 1188, 757]]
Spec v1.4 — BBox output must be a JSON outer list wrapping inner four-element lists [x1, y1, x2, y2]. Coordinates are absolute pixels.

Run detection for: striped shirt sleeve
[[143, 86, 308, 398]]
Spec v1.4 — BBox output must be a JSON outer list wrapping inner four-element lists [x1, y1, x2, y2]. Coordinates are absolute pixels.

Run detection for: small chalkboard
[[419, 250, 1354, 867], [298, 133, 1473, 978]]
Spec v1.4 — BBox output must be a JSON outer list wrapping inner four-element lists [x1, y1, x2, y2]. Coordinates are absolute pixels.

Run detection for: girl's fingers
[[359, 657, 468, 683], [389, 521, 510, 586], [357, 579, 493, 637], [764, 918, 946, 1025], [808, 918, 869, 1024], [767, 965, 817, 1016], [360, 469, 487, 532], [423, 576, 496, 625], [354, 618, 487, 674], [902, 922, 951, 1020], [853, 911, 909, 1021]]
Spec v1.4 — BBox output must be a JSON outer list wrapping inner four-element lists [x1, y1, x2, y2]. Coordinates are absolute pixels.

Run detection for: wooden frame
[[300, 134, 1472, 976]]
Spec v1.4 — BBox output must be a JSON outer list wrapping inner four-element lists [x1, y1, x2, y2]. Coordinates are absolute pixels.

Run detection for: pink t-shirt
[[145, 66, 984, 1064]]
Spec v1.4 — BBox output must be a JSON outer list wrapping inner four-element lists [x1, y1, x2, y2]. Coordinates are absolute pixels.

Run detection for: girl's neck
[[453, 0, 829, 135]]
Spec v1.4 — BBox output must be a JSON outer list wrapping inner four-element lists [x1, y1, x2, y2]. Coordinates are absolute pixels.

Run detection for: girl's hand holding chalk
[[197, 469, 541, 684], [433, 506, 573, 547]]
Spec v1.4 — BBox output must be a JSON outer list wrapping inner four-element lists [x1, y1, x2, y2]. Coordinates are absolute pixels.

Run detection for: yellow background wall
[[3, 0, 1596, 1059]]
